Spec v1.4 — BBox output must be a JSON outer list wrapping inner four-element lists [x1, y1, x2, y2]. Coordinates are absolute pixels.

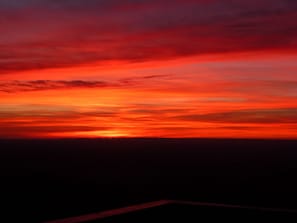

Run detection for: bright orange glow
[[50, 130, 131, 138], [1, 1, 297, 138]]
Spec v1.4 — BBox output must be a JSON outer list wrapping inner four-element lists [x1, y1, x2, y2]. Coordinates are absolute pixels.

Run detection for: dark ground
[[87, 202, 297, 222], [0, 138, 297, 222]]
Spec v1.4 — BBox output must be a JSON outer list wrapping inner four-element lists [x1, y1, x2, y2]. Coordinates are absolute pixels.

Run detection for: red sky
[[0, 0, 297, 138]]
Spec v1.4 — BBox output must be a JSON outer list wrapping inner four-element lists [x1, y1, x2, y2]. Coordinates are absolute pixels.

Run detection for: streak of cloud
[[177, 108, 297, 124], [0, 80, 110, 92], [0, 0, 297, 73]]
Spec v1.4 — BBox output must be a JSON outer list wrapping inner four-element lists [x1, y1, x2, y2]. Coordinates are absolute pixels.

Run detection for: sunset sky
[[0, 0, 297, 138]]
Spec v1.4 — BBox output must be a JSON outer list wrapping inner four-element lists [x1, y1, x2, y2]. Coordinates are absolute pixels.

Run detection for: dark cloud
[[0, 106, 118, 120], [0, 80, 111, 92], [0, 125, 105, 133], [0, 0, 297, 73], [0, 124, 110, 138], [0, 74, 172, 92], [177, 108, 297, 124], [120, 74, 172, 84], [229, 80, 297, 97]]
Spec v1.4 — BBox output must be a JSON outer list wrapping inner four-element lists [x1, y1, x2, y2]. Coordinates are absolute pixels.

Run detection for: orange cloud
[[0, 0, 297, 138]]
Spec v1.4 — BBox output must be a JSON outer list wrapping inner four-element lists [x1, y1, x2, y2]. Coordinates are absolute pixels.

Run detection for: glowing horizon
[[1, 0, 297, 139]]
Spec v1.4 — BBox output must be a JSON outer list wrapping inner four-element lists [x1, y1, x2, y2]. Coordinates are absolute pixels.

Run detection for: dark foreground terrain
[[85, 201, 297, 222], [1, 138, 297, 222]]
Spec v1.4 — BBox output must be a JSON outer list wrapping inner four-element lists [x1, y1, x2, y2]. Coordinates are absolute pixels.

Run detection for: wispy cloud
[[0, 80, 112, 92], [1, 0, 297, 138], [120, 74, 172, 84], [1, 0, 296, 73], [177, 108, 297, 124], [0, 74, 175, 93]]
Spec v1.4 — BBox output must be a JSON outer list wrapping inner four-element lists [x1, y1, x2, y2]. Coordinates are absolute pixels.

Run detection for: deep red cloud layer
[[1, 0, 297, 73], [0, 0, 296, 138]]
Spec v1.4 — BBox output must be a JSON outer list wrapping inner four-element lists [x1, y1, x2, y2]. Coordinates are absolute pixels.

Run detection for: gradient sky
[[0, 0, 297, 138]]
